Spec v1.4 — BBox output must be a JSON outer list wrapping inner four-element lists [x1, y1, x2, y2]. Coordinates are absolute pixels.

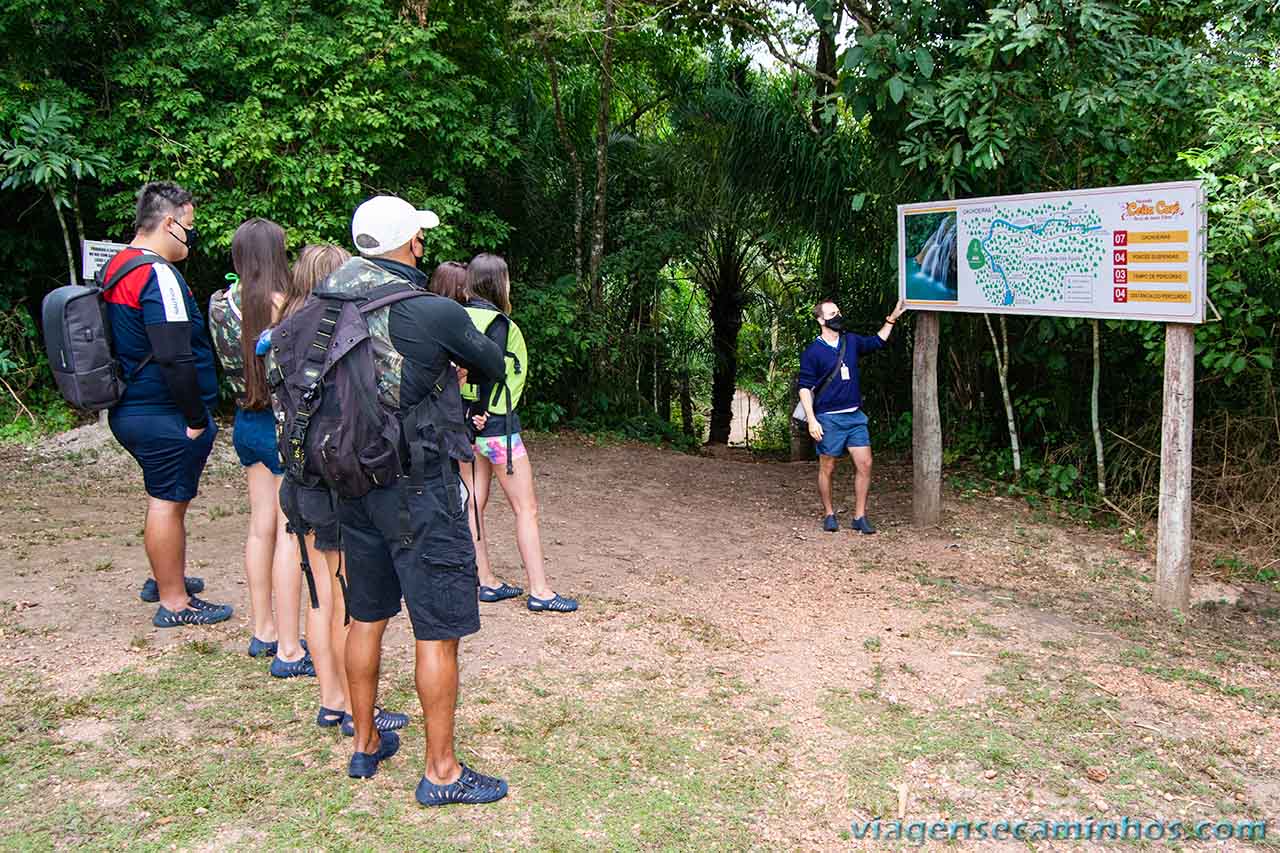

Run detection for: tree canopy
[[2, 0, 1277, 551]]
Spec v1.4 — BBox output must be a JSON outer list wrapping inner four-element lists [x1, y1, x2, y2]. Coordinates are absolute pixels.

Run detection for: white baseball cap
[[350, 195, 440, 257]]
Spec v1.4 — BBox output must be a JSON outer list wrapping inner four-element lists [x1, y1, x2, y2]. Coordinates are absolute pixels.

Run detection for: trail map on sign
[[898, 181, 1205, 323], [969, 202, 1106, 307]]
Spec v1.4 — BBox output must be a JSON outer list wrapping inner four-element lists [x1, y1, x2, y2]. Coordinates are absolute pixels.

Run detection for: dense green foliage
[[2, 0, 1277, 540]]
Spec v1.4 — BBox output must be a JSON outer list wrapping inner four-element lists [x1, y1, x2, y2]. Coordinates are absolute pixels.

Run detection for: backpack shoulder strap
[[98, 254, 165, 290], [359, 287, 432, 314], [481, 312, 522, 372]]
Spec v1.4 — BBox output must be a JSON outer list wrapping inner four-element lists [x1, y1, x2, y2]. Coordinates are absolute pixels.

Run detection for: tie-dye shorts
[[474, 432, 527, 466]]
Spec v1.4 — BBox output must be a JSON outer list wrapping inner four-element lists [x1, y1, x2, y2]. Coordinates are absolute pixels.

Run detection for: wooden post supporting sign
[[912, 312, 942, 527], [1155, 324, 1195, 611]]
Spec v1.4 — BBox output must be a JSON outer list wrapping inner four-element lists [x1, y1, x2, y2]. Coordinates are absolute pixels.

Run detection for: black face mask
[[824, 314, 847, 332], [169, 220, 198, 253]]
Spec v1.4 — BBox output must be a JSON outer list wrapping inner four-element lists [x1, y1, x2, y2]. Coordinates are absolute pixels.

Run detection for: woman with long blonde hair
[[276, 244, 409, 736]]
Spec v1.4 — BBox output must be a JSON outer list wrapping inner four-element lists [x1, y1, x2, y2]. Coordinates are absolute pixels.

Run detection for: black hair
[[134, 181, 194, 232]]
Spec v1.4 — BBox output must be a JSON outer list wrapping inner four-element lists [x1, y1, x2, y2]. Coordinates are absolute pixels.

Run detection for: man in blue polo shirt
[[103, 181, 232, 627], [797, 298, 907, 534]]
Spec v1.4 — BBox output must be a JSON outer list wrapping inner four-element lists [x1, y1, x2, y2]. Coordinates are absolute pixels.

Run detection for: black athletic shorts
[[279, 479, 341, 552], [337, 470, 479, 641]]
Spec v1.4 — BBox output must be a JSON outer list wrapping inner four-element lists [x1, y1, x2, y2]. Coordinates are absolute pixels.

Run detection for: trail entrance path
[[0, 429, 1275, 850]]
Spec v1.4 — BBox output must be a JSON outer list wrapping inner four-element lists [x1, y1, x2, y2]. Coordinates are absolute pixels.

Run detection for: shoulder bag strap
[[810, 333, 847, 408]]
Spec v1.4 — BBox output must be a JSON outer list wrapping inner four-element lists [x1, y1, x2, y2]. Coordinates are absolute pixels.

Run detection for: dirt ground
[[0, 424, 1277, 850]]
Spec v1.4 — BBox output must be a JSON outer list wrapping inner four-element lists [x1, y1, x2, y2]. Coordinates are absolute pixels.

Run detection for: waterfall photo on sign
[[904, 209, 959, 302]]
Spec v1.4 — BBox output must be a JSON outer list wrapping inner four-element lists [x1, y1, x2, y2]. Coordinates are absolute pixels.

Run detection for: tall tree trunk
[[790, 380, 812, 461], [766, 312, 779, 385], [985, 313, 1021, 474], [679, 371, 693, 437], [812, 23, 839, 293], [50, 188, 76, 286], [541, 40, 585, 285], [586, 0, 615, 307], [72, 185, 87, 252], [707, 269, 744, 445], [636, 281, 655, 409], [1091, 319, 1106, 497], [657, 356, 671, 423]]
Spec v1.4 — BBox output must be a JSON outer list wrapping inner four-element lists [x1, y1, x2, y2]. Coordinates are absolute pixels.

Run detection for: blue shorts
[[110, 409, 218, 503], [815, 409, 870, 457], [233, 407, 283, 475]]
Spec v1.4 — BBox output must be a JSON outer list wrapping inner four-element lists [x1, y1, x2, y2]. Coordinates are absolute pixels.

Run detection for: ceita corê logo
[[1120, 199, 1182, 220]]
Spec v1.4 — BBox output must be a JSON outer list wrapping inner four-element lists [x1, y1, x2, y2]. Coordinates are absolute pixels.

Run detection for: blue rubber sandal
[[248, 636, 278, 658], [317, 706, 345, 729], [415, 764, 508, 806], [270, 651, 316, 678], [152, 596, 233, 628], [479, 582, 524, 603], [140, 576, 204, 603], [340, 707, 409, 737], [526, 593, 578, 613], [347, 730, 400, 779]]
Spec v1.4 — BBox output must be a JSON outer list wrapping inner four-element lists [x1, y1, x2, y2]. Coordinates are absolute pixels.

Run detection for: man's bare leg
[[416, 638, 462, 785], [145, 497, 191, 612], [850, 446, 873, 519], [817, 455, 839, 517], [346, 617, 388, 754]]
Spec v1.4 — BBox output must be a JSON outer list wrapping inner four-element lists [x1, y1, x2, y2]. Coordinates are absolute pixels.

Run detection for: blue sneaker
[[248, 637, 278, 658], [152, 597, 232, 628], [347, 730, 400, 779], [822, 514, 839, 532], [140, 576, 204, 603], [339, 706, 410, 737], [850, 515, 877, 535], [269, 651, 316, 678], [415, 764, 508, 806]]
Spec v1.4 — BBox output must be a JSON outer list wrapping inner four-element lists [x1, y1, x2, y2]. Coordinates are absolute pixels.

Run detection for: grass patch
[[0, 645, 784, 850], [820, 655, 1275, 826]]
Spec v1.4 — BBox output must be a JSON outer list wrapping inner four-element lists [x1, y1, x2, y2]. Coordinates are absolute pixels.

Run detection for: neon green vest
[[461, 304, 527, 414]]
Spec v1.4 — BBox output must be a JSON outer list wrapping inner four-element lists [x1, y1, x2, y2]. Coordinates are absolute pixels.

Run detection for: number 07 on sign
[[897, 180, 1206, 323]]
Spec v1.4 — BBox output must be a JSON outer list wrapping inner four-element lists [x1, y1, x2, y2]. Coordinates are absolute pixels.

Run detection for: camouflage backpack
[[208, 275, 247, 404], [264, 258, 471, 503]]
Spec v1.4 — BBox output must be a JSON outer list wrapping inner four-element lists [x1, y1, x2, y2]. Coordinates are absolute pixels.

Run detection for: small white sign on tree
[[81, 239, 128, 284]]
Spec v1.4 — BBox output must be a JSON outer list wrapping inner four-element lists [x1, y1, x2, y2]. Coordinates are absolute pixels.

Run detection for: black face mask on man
[[169, 220, 198, 253], [824, 314, 847, 332]]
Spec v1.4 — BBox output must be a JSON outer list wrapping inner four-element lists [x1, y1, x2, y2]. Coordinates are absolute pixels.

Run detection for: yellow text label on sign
[[1129, 270, 1190, 284], [1127, 290, 1192, 303], [1129, 230, 1189, 244], [1128, 251, 1189, 263]]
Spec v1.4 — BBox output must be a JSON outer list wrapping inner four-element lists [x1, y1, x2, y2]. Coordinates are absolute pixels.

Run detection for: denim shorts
[[232, 407, 283, 475], [110, 409, 217, 503], [815, 409, 871, 456]]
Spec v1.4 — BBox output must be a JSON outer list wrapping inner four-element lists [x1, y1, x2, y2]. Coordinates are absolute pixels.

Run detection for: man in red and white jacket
[[103, 181, 232, 628]]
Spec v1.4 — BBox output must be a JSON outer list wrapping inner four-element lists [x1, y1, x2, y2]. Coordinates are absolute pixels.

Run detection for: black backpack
[[265, 278, 473, 503], [41, 255, 166, 411]]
